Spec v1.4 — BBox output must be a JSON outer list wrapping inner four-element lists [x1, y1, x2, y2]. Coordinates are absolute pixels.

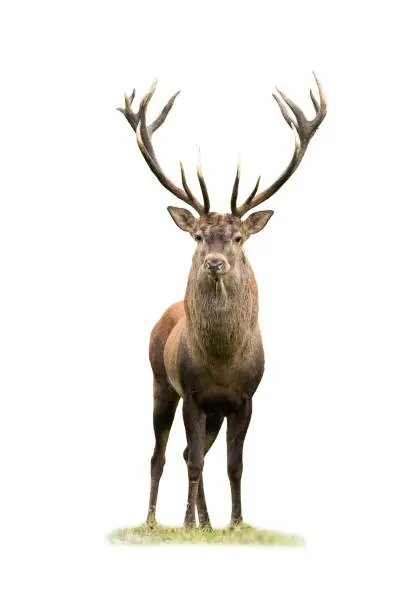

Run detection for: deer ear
[[243, 210, 274, 237], [167, 206, 198, 233]]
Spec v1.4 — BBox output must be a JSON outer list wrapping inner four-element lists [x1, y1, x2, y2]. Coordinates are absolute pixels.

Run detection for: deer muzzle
[[204, 254, 230, 276]]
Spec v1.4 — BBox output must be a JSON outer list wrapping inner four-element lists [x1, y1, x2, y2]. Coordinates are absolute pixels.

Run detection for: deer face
[[167, 208, 273, 279]]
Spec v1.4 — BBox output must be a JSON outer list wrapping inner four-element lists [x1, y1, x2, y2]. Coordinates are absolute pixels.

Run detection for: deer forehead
[[197, 213, 241, 238]]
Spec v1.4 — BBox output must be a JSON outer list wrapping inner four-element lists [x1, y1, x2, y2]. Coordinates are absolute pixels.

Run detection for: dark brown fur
[[147, 211, 270, 528]]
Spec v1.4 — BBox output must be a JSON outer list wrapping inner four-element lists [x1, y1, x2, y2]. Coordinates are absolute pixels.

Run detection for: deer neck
[[184, 261, 259, 361]]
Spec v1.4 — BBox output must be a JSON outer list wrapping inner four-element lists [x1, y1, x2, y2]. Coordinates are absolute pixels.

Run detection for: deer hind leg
[[146, 376, 179, 527], [226, 398, 252, 526], [183, 410, 224, 529]]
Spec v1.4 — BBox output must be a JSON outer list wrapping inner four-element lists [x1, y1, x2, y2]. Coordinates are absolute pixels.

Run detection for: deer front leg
[[227, 398, 252, 526], [182, 394, 206, 528], [183, 409, 224, 528]]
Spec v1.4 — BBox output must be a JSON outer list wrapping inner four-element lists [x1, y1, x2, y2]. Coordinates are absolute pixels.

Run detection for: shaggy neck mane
[[184, 262, 259, 360]]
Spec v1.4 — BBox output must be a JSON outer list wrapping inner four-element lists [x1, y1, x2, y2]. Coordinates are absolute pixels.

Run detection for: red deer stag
[[118, 75, 327, 528]]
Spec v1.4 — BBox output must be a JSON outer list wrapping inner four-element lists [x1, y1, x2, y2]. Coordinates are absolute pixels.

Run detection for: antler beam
[[232, 73, 327, 218], [117, 82, 210, 216]]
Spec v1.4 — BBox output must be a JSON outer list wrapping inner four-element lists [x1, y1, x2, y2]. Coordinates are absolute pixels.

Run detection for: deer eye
[[234, 235, 242, 243], [194, 234, 202, 241]]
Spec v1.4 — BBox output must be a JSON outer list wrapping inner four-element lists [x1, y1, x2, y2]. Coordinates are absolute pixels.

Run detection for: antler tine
[[118, 81, 207, 216], [138, 82, 160, 163], [197, 150, 210, 214], [117, 89, 139, 132], [180, 161, 197, 204], [312, 72, 328, 124], [237, 175, 262, 214], [235, 73, 327, 218], [230, 163, 264, 217], [230, 161, 241, 216], [309, 88, 320, 113], [149, 90, 181, 133]]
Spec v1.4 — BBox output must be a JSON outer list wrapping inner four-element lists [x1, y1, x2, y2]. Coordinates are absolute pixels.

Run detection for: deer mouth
[[205, 267, 229, 278]]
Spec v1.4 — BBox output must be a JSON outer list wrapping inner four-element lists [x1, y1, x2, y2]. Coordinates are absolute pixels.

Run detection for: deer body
[[147, 213, 266, 526], [159, 299, 263, 408], [163, 231, 263, 405], [118, 74, 326, 528]]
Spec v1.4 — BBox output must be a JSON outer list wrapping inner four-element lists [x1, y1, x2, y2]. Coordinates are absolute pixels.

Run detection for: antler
[[117, 81, 210, 216], [231, 73, 327, 218]]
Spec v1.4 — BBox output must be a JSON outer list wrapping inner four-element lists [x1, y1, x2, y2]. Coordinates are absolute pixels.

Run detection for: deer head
[[118, 75, 327, 281]]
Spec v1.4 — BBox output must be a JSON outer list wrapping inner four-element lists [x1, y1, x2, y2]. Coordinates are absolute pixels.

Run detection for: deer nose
[[204, 255, 227, 274]]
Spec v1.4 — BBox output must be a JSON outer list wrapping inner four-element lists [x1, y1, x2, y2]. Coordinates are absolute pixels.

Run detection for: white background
[[1, 0, 408, 610]]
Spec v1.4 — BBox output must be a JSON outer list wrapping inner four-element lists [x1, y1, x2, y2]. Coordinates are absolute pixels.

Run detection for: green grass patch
[[108, 522, 305, 546]]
